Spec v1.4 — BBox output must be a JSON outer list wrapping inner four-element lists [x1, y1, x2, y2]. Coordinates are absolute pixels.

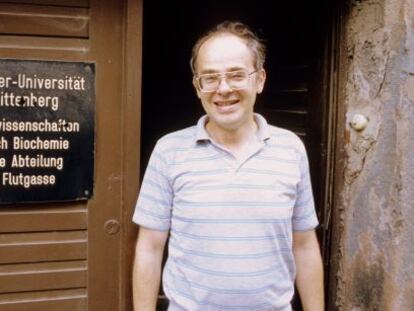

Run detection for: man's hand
[[132, 227, 169, 311], [293, 230, 324, 311]]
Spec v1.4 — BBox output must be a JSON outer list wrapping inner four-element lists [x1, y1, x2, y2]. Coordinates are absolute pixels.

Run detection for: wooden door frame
[[324, 0, 347, 309], [87, 0, 125, 309], [120, 0, 143, 310]]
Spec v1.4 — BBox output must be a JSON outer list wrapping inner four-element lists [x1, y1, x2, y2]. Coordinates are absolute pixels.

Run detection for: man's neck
[[205, 117, 258, 154]]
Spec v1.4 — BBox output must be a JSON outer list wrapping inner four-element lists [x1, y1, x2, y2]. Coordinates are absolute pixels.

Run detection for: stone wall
[[335, 0, 414, 309]]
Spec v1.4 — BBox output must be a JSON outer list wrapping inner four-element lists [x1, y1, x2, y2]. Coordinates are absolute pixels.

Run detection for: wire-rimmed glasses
[[195, 69, 259, 93]]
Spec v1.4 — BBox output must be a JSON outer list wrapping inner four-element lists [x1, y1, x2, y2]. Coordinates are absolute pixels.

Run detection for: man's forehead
[[196, 34, 255, 72]]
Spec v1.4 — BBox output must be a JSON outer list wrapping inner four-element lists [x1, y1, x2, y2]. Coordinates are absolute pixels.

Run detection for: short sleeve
[[292, 142, 319, 231], [132, 142, 173, 231]]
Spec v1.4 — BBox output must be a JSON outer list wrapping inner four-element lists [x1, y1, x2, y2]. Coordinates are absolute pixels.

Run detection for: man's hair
[[190, 21, 266, 75]]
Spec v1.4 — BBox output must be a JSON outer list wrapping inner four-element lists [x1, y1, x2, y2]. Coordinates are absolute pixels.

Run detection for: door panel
[[0, 2, 91, 307], [0, 1, 143, 310]]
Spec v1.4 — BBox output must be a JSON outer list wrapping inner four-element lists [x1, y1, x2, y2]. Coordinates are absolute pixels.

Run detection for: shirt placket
[[208, 139, 266, 174]]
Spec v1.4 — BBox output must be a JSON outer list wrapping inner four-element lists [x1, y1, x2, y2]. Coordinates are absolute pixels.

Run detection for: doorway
[[141, 1, 334, 309]]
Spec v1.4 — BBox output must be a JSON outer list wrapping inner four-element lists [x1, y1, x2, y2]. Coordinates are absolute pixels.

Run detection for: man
[[133, 21, 324, 311]]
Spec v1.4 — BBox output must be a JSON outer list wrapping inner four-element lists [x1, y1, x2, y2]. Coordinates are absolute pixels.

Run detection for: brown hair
[[190, 21, 266, 75]]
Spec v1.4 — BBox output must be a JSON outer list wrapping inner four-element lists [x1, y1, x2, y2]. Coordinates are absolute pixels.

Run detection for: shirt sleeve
[[292, 141, 319, 231], [132, 142, 173, 231]]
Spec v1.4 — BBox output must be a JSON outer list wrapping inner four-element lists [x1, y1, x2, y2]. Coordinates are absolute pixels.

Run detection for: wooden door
[[141, 1, 333, 309], [0, 1, 142, 310]]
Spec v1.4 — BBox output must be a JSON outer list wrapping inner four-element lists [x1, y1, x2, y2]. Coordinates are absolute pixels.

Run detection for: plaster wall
[[336, 0, 414, 309]]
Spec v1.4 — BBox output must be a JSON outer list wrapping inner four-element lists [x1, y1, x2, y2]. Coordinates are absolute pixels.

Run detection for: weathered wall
[[336, 0, 414, 309]]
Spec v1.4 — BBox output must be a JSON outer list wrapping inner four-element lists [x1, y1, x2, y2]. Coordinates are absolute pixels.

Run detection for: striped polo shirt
[[133, 114, 318, 311]]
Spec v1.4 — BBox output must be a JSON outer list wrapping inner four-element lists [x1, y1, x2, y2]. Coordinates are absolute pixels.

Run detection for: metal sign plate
[[0, 59, 95, 203]]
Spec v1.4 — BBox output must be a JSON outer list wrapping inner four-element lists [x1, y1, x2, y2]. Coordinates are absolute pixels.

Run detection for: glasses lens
[[199, 74, 219, 92], [226, 71, 248, 89]]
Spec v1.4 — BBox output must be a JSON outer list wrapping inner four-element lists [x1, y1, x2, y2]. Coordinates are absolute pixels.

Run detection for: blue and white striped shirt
[[133, 114, 319, 311]]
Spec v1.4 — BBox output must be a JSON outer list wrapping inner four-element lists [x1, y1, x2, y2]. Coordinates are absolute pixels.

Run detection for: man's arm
[[293, 230, 324, 311], [133, 226, 169, 311]]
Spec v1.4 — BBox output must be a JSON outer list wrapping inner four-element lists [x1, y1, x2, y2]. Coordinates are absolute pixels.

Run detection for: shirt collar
[[195, 115, 210, 142], [195, 113, 271, 143], [254, 113, 271, 141]]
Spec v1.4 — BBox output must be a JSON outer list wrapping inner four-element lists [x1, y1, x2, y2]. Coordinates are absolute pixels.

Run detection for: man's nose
[[216, 77, 232, 94]]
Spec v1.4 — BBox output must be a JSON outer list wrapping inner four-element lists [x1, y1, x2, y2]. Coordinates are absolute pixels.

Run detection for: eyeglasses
[[195, 69, 259, 93]]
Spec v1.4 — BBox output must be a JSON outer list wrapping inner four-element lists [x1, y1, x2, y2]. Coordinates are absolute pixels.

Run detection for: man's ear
[[256, 68, 266, 94], [193, 77, 202, 99]]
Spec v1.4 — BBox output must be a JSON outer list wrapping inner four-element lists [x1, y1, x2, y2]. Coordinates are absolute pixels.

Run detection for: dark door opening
[[141, 1, 334, 309]]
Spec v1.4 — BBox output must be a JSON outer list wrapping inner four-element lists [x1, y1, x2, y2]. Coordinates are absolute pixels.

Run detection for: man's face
[[193, 34, 266, 131]]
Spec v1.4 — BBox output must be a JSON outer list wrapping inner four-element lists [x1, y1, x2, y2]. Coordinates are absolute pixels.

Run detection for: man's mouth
[[214, 100, 239, 107], [213, 100, 239, 113]]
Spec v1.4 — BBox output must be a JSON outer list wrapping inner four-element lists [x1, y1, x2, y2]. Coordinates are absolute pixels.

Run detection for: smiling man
[[132, 21, 324, 311]]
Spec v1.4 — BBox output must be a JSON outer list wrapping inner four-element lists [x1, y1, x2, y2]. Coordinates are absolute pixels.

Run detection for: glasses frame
[[195, 69, 259, 93]]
